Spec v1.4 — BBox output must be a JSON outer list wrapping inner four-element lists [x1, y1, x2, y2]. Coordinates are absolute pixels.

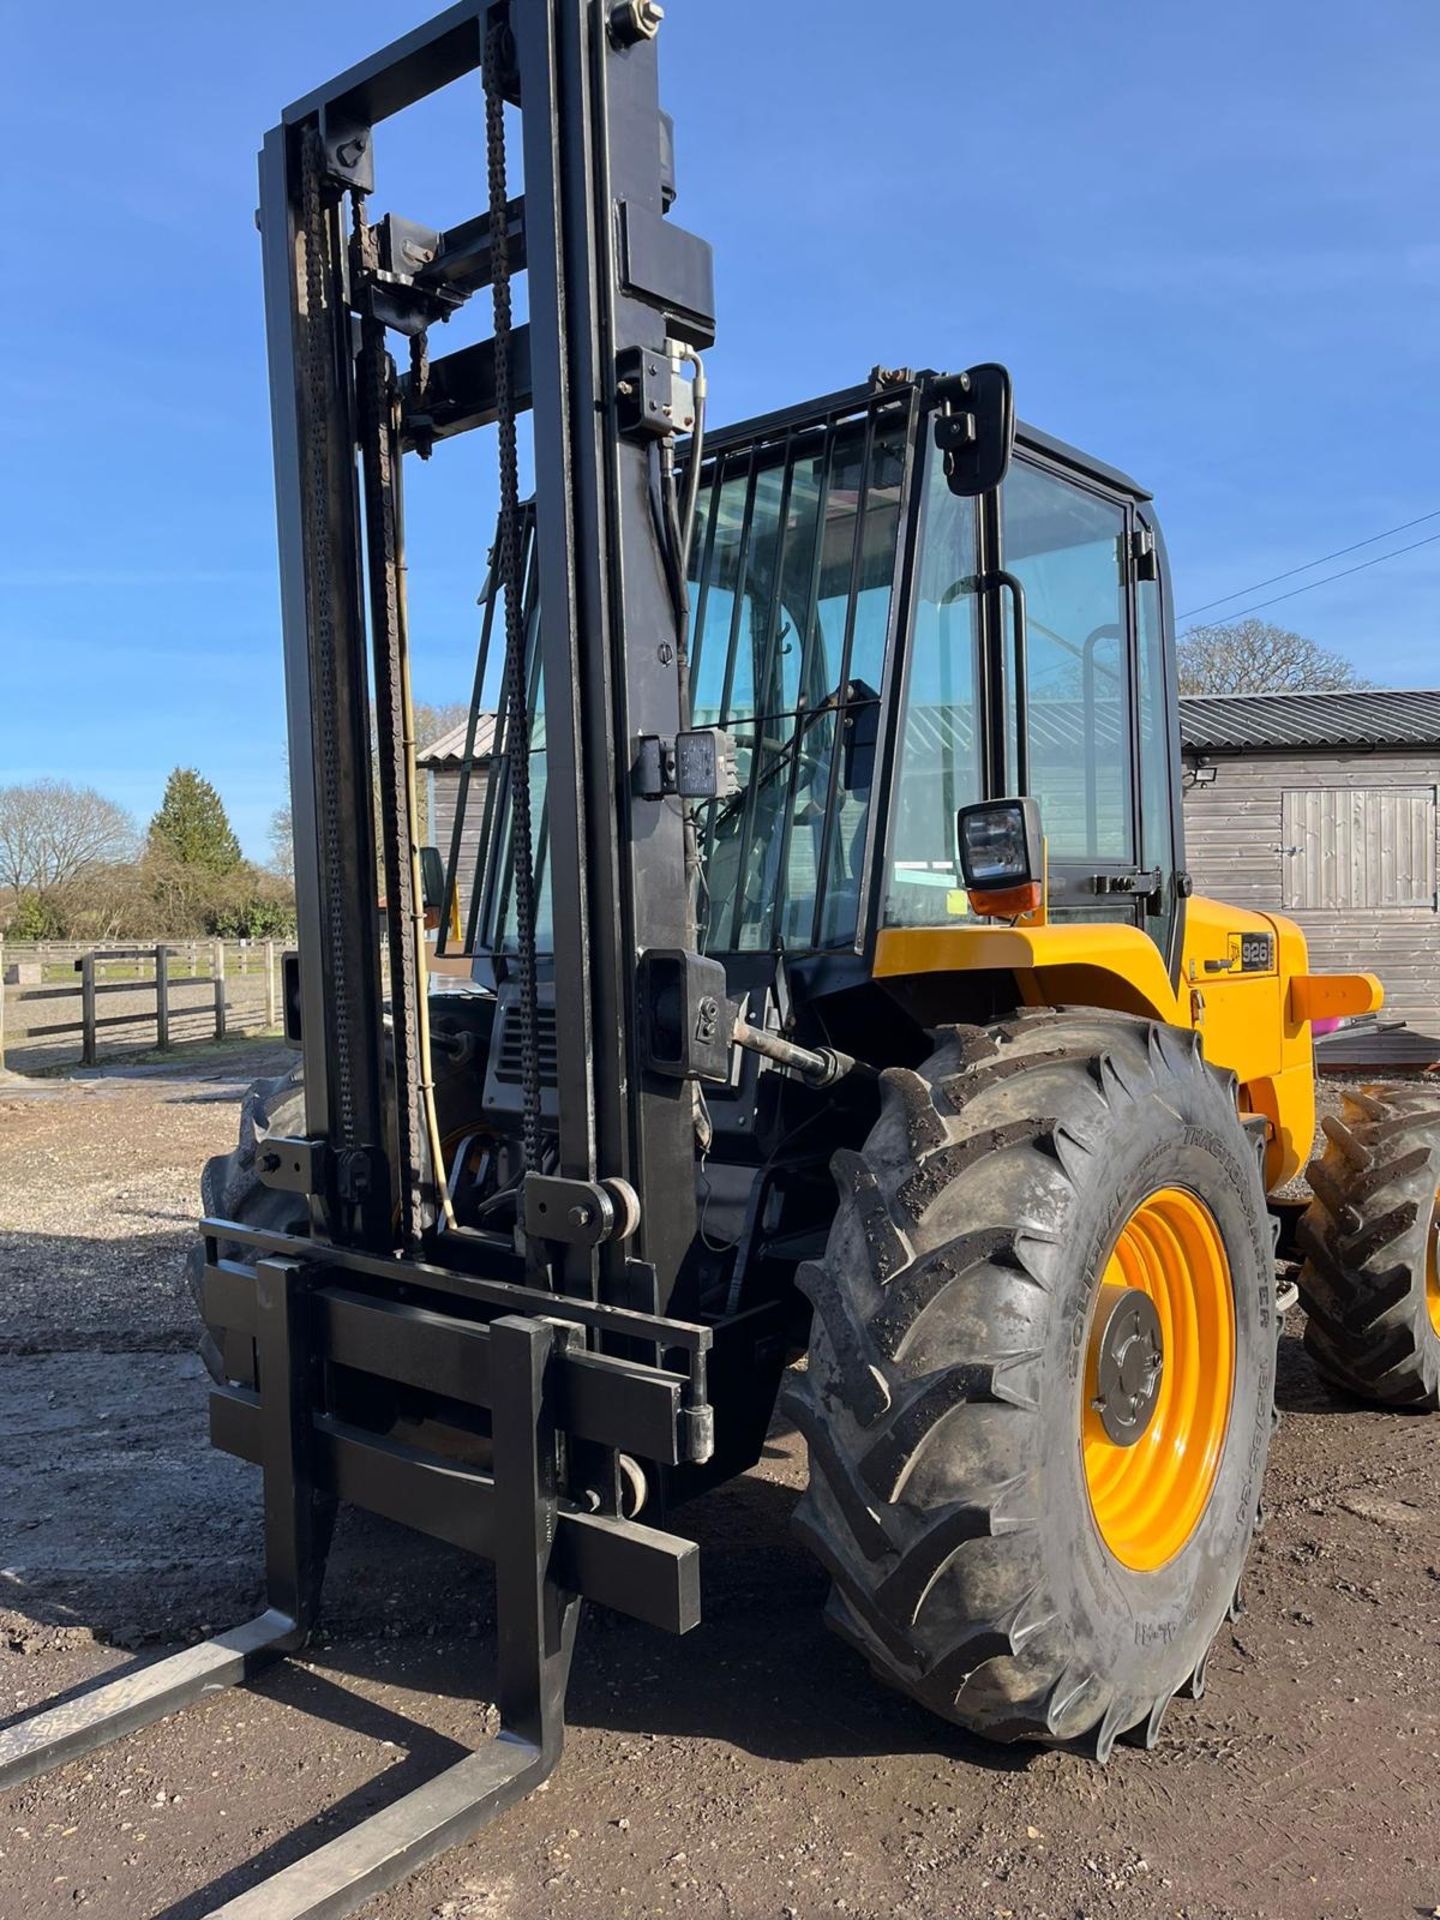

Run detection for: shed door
[[1282, 785, 1438, 911]]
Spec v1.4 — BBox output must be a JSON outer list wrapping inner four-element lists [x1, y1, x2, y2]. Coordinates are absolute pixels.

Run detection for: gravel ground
[[3, 1056, 1440, 1920]]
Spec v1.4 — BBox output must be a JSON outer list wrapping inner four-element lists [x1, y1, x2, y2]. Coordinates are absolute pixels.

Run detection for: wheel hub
[[1091, 1283, 1164, 1446], [1082, 1186, 1236, 1572]]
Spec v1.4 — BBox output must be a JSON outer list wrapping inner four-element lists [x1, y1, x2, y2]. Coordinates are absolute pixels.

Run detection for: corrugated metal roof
[[905, 697, 1127, 756], [416, 714, 498, 769], [1180, 690, 1440, 754], [418, 691, 1440, 765]]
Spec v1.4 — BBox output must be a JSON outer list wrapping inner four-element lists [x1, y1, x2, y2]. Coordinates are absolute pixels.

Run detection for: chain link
[[485, 22, 542, 1172], [299, 128, 356, 1147], [354, 194, 426, 1250]]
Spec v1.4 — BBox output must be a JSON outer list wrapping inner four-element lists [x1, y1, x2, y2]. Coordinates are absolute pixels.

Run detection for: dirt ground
[[2, 1052, 1439, 1920]]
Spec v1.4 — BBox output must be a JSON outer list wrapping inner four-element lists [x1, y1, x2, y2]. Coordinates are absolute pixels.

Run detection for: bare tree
[[264, 702, 468, 885], [1177, 620, 1371, 697], [268, 800, 295, 880], [0, 781, 136, 896]]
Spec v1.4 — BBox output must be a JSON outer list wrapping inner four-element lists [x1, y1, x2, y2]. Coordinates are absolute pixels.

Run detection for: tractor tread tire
[[186, 1062, 309, 1382], [789, 1008, 1276, 1758], [1296, 1082, 1440, 1409]]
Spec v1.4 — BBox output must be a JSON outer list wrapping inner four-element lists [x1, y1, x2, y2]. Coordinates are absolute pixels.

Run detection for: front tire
[[787, 1008, 1276, 1758], [186, 1063, 309, 1381]]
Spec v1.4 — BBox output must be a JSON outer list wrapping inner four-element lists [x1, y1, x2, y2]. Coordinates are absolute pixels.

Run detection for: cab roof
[[700, 374, 1152, 503]]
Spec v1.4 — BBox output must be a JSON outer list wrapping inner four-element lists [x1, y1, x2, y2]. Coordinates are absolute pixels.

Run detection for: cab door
[[997, 455, 1181, 968]]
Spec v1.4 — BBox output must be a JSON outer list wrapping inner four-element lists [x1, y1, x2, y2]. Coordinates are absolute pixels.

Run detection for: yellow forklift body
[[873, 900, 1382, 1187]]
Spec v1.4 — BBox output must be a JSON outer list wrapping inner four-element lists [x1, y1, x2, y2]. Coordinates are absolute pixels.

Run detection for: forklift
[[5, 2, 1430, 1914]]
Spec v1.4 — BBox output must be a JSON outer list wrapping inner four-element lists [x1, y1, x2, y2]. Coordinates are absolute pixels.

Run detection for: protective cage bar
[[2, 1, 720, 1912]]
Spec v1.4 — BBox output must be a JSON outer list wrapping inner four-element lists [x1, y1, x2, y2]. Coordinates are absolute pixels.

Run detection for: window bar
[[810, 404, 879, 950], [1121, 514, 1146, 889], [685, 452, 727, 705], [772, 414, 840, 949], [464, 522, 532, 959], [698, 442, 761, 894], [717, 441, 762, 729], [728, 429, 797, 950], [517, 572, 549, 934], [856, 387, 927, 950], [439, 548, 501, 958], [1082, 629, 1099, 858], [977, 489, 1008, 800], [470, 525, 540, 958]]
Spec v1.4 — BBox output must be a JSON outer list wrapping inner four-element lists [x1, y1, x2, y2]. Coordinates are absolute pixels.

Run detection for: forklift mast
[[266, 0, 715, 1299], [0, 9, 730, 1912]]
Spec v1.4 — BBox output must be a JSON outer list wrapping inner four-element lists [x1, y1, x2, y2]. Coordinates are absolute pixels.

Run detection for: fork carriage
[[0, 1222, 713, 1917]]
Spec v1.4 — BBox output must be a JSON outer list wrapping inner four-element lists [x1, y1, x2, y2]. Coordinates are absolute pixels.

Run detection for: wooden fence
[[0, 938, 282, 1071]]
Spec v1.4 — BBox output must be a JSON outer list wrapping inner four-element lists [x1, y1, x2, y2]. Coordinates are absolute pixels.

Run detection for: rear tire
[[1297, 1083, 1440, 1409], [787, 1008, 1276, 1757], [186, 1063, 308, 1382]]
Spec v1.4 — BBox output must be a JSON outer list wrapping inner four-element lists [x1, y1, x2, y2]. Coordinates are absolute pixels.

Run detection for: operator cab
[[457, 369, 1191, 1338], [470, 371, 1183, 998], [683, 374, 1184, 981]]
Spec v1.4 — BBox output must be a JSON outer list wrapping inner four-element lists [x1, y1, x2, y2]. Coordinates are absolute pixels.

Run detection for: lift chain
[[485, 18, 543, 1173], [354, 196, 426, 1250], [409, 329, 435, 461], [299, 127, 358, 1151]]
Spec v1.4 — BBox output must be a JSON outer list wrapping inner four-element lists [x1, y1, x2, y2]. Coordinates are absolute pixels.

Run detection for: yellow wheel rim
[[1426, 1189, 1440, 1339], [1082, 1187, 1236, 1572]]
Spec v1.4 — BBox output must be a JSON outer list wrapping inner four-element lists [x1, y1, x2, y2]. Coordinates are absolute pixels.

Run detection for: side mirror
[[934, 362, 1015, 497], [419, 845, 446, 914]]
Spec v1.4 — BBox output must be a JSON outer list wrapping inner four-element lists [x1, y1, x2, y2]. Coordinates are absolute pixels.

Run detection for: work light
[[957, 797, 1044, 917]]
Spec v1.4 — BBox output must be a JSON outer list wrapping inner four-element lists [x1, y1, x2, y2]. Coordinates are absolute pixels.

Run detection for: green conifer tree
[[147, 768, 243, 874]]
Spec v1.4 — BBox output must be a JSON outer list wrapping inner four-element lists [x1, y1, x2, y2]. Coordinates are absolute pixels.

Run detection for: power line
[[1183, 529, 1440, 628], [1179, 507, 1440, 619]]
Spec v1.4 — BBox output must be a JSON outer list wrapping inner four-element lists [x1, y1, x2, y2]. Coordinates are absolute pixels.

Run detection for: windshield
[[689, 404, 907, 952], [477, 402, 908, 959]]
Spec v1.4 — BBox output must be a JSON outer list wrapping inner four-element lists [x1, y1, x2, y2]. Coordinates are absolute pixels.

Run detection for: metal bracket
[[1091, 868, 1163, 896], [318, 104, 375, 194], [617, 200, 716, 346], [258, 1136, 327, 1196], [636, 949, 733, 1081], [616, 343, 697, 438], [354, 212, 470, 335], [523, 1173, 618, 1247]]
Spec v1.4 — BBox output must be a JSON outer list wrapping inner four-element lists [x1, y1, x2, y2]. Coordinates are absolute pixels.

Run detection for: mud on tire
[[1297, 1082, 1440, 1409], [786, 1008, 1276, 1758]]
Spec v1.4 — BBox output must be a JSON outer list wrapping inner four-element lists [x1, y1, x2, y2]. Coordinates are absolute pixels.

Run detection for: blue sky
[[3, 0, 1437, 858]]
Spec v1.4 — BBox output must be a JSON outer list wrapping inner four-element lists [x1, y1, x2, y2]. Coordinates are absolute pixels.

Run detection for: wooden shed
[[416, 714, 497, 938], [1180, 690, 1440, 1061]]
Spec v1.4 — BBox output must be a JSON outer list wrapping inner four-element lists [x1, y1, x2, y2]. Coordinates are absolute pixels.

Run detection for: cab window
[[1001, 462, 1133, 868], [882, 436, 983, 927]]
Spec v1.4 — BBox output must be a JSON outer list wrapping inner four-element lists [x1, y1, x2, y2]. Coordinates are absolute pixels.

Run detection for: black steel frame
[[2, 4, 724, 1912], [0, 1237, 709, 1915]]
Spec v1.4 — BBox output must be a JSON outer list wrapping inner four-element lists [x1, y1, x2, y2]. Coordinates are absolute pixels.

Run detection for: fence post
[[265, 940, 277, 1031], [155, 944, 170, 1050], [0, 932, 6, 1073], [213, 938, 227, 1041], [81, 952, 97, 1067]]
